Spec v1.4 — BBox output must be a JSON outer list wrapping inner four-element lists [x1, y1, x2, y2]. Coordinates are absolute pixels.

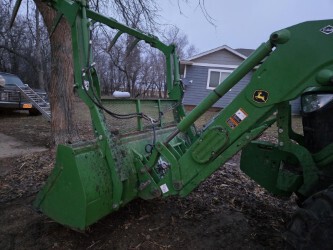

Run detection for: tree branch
[[0, 44, 38, 72]]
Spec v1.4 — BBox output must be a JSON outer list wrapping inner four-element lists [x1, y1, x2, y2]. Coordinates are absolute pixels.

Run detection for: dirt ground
[[0, 109, 298, 249]]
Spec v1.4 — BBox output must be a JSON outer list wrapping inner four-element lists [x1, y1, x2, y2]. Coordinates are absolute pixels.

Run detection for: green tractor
[[12, 0, 333, 248]]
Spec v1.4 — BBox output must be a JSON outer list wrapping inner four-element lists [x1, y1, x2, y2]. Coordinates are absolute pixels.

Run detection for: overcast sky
[[159, 0, 333, 53]]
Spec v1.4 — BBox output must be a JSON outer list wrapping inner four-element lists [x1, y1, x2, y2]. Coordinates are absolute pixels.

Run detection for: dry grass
[[74, 99, 304, 140]]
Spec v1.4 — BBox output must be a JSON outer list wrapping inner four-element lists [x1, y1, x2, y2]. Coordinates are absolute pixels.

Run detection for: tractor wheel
[[284, 186, 333, 249]]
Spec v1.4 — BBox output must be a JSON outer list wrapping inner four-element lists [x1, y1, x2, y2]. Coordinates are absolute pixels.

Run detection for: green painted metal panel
[[240, 141, 302, 196], [35, 143, 114, 230], [191, 126, 229, 164], [33, 0, 333, 230]]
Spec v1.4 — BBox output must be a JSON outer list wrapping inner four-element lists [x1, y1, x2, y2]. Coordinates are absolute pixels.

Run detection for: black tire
[[29, 108, 41, 116], [284, 186, 333, 249]]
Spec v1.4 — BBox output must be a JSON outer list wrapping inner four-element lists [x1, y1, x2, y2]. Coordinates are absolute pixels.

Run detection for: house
[[180, 45, 301, 114]]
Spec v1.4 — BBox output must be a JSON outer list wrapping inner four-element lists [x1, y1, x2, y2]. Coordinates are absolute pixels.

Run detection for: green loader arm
[[29, 0, 333, 230], [150, 21, 333, 199], [32, 0, 191, 230], [156, 20, 333, 197]]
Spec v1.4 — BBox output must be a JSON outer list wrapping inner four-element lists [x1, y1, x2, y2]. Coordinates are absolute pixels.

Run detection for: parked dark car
[[0, 72, 45, 115]]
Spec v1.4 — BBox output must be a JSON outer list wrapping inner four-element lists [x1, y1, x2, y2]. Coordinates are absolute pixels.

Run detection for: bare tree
[[0, 1, 49, 88], [33, 0, 78, 145], [34, 7, 45, 90], [31, 0, 161, 144], [141, 26, 197, 98], [2, 0, 205, 146], [162, 26, 197, 59], [92, 0, 158, 98], [96, 0, 159, 32], [177, 0, 216, 27]]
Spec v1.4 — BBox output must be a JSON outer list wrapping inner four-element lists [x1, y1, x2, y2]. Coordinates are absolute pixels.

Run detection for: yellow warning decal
[[226, 108, 248, 129]]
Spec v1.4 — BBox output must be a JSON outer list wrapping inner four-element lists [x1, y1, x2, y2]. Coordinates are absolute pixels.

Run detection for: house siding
[[183, 65, 301, 114], [290, 98, 301, 114], [183, 65, 252, 108], [182, 48, 301, 114], [192, 50, 244, 65]]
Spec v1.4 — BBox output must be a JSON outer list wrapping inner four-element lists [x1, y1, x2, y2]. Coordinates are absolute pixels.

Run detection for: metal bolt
[[140, 168, 146, 174], [173, 181, 183, 190], [278, 128, 284, 133], [151, 188, 161, 197], [139, 180, 151, 191], [99, 135, 103, 140]]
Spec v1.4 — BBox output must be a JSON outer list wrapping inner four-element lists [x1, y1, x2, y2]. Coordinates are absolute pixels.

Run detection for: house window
[[207, 69, 233, 89]]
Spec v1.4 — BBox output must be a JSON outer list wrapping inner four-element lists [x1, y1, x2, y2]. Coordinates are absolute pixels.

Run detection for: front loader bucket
[[34, 142, 113, 230]]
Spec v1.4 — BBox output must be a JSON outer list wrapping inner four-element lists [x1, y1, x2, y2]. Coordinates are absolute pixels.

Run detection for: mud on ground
[[0, 110, 297, 249]]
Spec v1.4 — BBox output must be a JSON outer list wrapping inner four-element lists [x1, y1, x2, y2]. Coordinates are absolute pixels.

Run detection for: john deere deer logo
[[253, 90, 269, 103]]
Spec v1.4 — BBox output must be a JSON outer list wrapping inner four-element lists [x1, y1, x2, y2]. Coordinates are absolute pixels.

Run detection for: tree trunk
[[33, 0, 78, 145], [35, 7, 44, 90]]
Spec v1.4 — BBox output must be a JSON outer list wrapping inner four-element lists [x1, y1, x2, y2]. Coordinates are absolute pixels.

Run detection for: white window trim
[[186, 45, 247, 61], [183, 62, 259, 70], [206, 69, 233, 90], [192, 62, 239, 69]]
